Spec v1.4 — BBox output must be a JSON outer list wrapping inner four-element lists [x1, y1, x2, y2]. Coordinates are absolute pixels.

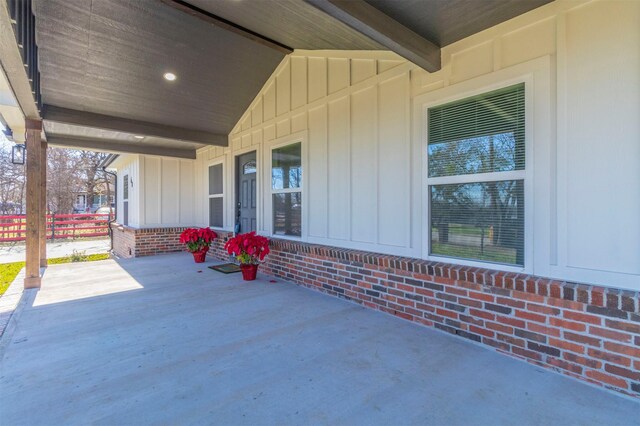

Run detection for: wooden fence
[[0, 213, 112, 242]]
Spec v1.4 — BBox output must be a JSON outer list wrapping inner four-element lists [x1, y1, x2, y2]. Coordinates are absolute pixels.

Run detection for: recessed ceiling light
[[134, 135, 144, 139], [163, 72, 177, 81]]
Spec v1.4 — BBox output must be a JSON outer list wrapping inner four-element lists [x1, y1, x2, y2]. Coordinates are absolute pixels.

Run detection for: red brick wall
[[111, 223, 190, 258], [111, 224, 136, 258], [210, 231, 640, 398]]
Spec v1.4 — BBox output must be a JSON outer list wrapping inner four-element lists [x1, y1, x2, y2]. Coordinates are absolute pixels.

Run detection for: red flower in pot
[[224, 232, 270, 281], [179, 227, 217, 263]]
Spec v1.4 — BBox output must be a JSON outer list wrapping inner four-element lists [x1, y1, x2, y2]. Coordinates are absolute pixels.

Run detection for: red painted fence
[[0, 214, 113, 242]]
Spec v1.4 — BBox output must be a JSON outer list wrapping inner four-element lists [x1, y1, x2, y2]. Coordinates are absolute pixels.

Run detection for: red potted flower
[[224, 232, 270, 281], [179, 227, 217, 263]]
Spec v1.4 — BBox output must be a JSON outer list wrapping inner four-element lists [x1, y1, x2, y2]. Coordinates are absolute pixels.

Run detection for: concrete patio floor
[[0, 254, 638, 425]]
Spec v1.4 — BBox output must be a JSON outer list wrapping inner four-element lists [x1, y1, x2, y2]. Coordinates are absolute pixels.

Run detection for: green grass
[[431, 241, 516, 265], [432, 224, 488, 238], [48, 252, 110, 264], [0, 261, 25, 296], [0, 252, 111, 297]]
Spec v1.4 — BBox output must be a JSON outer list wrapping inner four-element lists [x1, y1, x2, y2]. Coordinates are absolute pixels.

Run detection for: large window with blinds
[[208, 163, 224, 228], [427, 83, 525, 266]]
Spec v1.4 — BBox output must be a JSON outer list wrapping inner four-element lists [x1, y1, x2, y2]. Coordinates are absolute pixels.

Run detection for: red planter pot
[[191, 247, 209, 263], [240, 264, 259, 281]]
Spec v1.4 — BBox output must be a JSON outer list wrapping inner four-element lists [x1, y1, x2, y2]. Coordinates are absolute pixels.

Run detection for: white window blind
[[427, 83, 525, 266]]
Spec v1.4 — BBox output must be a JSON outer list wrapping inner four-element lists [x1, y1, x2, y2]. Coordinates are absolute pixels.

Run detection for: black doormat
[[209, 263, 241, 274]]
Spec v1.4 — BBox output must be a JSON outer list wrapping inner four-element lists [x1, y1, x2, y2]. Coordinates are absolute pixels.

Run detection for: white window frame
[[417, 75, 535, 274], [207, 159, 225, 230], [266, 131, 308, 241]]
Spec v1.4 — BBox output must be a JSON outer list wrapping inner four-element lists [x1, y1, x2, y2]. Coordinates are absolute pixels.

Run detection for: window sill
[[425, 254, 527, 275]]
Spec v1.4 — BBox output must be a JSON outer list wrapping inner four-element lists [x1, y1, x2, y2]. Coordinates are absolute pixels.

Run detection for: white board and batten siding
[[111, 155, 197, 228], [116, 0, 640, 291], [197, 51, 414, 257], [109, 155, 140, 227]]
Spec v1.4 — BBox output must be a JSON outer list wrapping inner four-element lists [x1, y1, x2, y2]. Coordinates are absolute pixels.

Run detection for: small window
[[271, 143, 302, 237], [208, 164, 223, 228], [243, 160, 256, 175], [122, 174, 129, 226], [427, 83, 525, 266], [123, 201, 129, 226], [123, 174, 129, 200]]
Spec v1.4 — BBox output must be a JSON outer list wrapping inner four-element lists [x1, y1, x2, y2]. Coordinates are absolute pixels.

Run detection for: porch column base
[[23, 276, 41, 289]]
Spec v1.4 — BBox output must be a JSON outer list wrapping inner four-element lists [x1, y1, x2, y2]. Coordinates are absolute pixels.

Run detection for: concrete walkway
[[0, 238, 110, 264], [0, 254, 638, 425]]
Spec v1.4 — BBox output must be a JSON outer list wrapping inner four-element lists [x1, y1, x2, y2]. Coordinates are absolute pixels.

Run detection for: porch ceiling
[[366, 0, 553, 47], [30, 0, 551, 158], [33, 0, 286, 155]]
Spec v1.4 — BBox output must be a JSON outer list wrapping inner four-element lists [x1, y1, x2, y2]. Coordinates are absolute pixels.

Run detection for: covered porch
[[1, 253, 637, 424], [0, 0, 553, 287], [1, 0, 639, 410]]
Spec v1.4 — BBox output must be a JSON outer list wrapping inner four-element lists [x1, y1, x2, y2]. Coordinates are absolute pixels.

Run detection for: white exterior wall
[[114, 0, 640, 290], [138, 156, 197, 227], [110, 155, 198, 228], [110, 154, 141, 227]]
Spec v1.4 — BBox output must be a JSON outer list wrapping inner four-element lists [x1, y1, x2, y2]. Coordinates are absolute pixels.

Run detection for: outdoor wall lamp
[[11, 144, 25, 165]]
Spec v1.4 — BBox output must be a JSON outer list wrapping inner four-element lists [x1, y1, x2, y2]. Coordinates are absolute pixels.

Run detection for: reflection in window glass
[[209, 197, 223, 228], [272, 192, 302, 237], [208, 163, 224, 228], [428, 132, 520, 177], [428, 83, 525, 178], [208, 164, 223, 195], [243, 161, 256, 175], [272, 143, 301, 190], [123, 175, 129, 200], [430, 180, 524, 266]]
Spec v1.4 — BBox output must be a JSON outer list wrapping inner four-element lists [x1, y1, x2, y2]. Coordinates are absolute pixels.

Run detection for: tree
[[45, 148, 109, 214], [47, 147, 80, 214], [428, 131, 523, 262], [1, 137, 110, 216], [77, 151, 109, 210]]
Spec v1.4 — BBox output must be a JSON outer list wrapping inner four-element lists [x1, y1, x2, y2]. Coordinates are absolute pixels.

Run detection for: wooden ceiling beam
[[161, 0, 293, 55], [46, 135, 197, 159], [304, 0, 441, 72], [43, 105, 227, 146]]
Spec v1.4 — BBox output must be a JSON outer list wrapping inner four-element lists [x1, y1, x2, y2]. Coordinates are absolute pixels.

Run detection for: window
[[123, 175, 129, 200], [122, 174, 129, 226], [208, 163, 224, 228], [427, 83, 525, 266], [271, 142, 302, 237], [243, 160, 256, 175]]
